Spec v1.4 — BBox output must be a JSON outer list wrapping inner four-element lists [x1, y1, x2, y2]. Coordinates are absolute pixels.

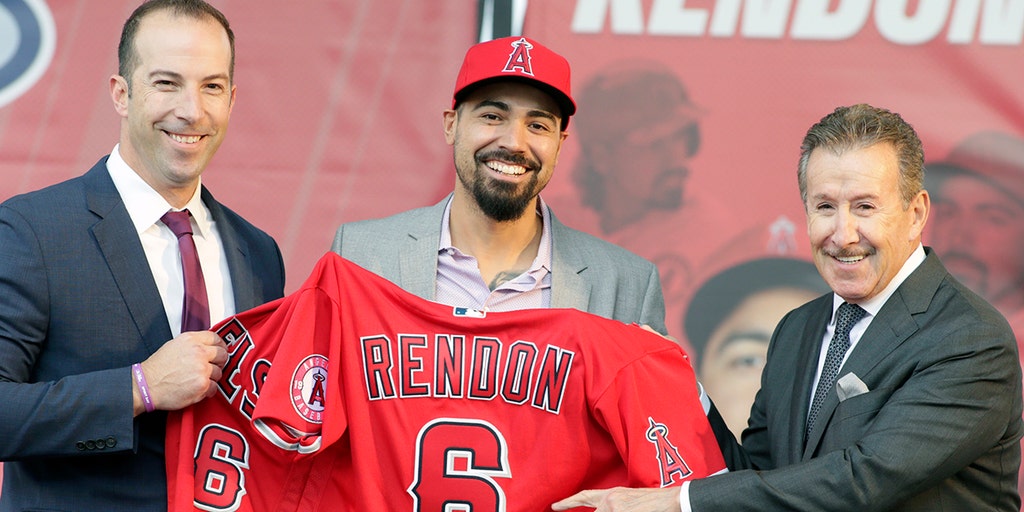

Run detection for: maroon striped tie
[[161, 209, 210, 332]]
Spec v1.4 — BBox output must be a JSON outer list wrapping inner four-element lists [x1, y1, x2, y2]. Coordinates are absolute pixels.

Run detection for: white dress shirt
[[106, 145, 235, 335]]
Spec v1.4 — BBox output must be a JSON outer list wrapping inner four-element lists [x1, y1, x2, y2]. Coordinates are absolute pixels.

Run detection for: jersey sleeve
[[243, 284, 349, 455], [590, 329, 727, 487]]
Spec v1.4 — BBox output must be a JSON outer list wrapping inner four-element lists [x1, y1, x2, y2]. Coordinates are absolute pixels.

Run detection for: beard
[[460, 150, 542, 222]]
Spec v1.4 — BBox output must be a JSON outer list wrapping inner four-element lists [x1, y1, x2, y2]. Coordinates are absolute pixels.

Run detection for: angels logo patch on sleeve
[[291, 355, 329, 424], [645, 416, 692, 487]]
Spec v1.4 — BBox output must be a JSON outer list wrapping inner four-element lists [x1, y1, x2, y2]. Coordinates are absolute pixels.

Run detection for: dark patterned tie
[[161, 209, 210, 332], [806, 302, 866, 440]]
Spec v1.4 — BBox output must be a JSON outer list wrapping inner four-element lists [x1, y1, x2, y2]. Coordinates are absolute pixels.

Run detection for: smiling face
[[804, 143, 929, 303], [444, 81, 568, 222], [110, 9, 235, 206]]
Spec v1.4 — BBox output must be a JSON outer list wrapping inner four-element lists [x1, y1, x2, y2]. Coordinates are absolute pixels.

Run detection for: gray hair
[[797, 104, 924, 208]]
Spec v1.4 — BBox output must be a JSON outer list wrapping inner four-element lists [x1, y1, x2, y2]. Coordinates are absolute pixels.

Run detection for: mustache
[[476, 150, 539, 172], [822, 247, 876, 259]]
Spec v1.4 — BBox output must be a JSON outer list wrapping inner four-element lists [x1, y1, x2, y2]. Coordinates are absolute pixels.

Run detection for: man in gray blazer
[[333, 34, 747, 472], [554, 105, 1022, 511], [0, 1, 285, 510], [332, 35, 667, 332]]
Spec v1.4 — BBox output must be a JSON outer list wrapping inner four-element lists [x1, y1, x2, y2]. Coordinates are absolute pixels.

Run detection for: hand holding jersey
[[133, 331, 228, 416]]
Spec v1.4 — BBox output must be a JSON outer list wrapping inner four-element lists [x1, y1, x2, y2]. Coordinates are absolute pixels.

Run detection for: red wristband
[[132, 363, 155, 413]]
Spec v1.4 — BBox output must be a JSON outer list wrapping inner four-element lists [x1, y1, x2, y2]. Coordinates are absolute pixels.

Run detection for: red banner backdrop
[[1, 0, 1023, 497]]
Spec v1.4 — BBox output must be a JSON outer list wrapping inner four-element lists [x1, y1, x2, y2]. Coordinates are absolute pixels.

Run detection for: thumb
[[552, 489, 606, 510]]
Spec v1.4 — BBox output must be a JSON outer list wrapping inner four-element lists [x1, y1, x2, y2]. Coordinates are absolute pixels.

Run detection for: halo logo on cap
[[452, 36, 576, 128], [502, 37, 534, 76], [0, 0, 56, 108]]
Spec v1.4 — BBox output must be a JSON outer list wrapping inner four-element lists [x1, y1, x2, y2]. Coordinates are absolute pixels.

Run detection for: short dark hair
[[117, 0, 235, 90]]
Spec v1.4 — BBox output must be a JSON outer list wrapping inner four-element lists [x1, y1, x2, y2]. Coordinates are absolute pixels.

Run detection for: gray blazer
[[0, 158, 285, 512], [331, 196, 667, 335], [690, 248, 1023, 511]]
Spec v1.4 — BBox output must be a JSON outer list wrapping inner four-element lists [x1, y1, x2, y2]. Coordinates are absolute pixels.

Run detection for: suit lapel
[[548, 212, 591, 310], [843, 252, 940, 378], [399, 199, 445, 300], [795, 297, 833, 461], [85, 163, 172, 354], [203, 188, 258, 311]]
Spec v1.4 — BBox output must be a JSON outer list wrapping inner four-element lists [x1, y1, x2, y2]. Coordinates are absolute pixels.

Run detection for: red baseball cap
[[452, 36, 576, 128]]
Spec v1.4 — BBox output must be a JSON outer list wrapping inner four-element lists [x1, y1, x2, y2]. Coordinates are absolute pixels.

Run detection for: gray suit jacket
[[330, 196, 667, 334], [0, 158, 286, 511], [691, 248, 1023, 511]]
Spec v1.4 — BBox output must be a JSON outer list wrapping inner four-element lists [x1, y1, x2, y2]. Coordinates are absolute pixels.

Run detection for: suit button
[[85, 440, 96, 450], [76, 441, 86, 451], [105, 437, 117, 448]]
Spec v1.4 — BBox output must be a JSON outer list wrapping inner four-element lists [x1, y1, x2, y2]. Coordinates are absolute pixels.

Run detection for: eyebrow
[[472, 99, 559, 125], [809, 191, 879, 203], [148, 69, 230, 83]]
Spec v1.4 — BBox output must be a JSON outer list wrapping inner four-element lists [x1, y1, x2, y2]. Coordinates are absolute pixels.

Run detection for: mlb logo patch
[[453, 307, 487, 318]]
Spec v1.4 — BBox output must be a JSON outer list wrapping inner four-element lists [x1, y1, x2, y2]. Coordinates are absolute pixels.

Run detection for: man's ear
[[443, 109, 458, 146], [110, 75, 130, 118], [909, 189, 930, 241]]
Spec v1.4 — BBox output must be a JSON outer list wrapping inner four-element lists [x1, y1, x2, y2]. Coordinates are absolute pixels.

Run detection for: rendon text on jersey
[[362, 334, 576, 414]]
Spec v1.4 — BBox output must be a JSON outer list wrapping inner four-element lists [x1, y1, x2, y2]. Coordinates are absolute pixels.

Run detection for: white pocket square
[[836, 373, 869, 401]]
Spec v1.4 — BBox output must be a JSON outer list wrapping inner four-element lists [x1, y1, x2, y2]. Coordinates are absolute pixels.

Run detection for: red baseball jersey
[[166, 252, 726, 511]]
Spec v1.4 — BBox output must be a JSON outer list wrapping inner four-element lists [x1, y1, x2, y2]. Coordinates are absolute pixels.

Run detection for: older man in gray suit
[[554, 105, 1022, 511]]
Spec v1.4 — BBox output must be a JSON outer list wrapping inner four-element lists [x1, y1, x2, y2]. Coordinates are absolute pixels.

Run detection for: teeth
[[487, 161, 526, 176], [836, 255, 864, 263], [169, 133, 202, 144]]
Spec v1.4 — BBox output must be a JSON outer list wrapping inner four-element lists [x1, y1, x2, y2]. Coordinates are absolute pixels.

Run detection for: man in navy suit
[[0, 1, 284, 510], [553, 105, 1022, 511]]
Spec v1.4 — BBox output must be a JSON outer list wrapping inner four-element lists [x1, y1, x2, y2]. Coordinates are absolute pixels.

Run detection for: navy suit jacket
[[690, 249, 1022, 511], [0, 158, 285, 511]]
